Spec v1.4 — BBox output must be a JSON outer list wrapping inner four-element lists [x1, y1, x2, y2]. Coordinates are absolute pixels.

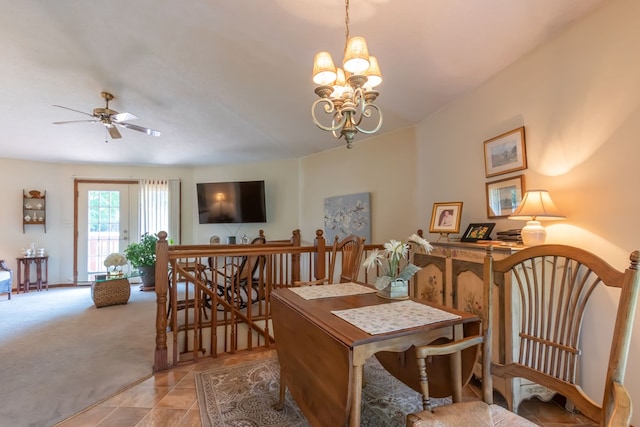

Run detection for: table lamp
[[508, 190, 565, 246]]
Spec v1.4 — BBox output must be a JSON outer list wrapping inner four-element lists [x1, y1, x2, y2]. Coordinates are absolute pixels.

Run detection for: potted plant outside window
[[124, 232, 158, 290]]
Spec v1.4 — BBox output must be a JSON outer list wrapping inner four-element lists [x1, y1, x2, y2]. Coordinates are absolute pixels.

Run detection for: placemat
[[332, 300, 462, 335], [288, 282, 377, 300]]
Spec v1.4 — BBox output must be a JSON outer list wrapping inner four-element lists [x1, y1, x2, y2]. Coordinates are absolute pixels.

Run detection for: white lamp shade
[[343, 36, 370, 74], [332, 67, 347, 97], [509, 190, 565, 220], [312, 52, 337, 85], [364, 55, 382, 88]]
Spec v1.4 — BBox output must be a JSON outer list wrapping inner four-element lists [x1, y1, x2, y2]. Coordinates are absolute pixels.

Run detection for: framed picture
[[429, 202, 463, 234], [485, 175, 525, 218], [460, 223, 496, 242], [483, 126, 527, 178], [324, 192, 371, 243]]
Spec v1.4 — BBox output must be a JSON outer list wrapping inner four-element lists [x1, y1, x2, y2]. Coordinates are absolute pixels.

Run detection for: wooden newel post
[[154, 231, 169, 371], [314, 229, 326, 281], [290, 229, 301, 282]]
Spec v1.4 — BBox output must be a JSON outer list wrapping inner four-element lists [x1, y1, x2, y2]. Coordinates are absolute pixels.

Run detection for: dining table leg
[[349, 363, 364, 427]]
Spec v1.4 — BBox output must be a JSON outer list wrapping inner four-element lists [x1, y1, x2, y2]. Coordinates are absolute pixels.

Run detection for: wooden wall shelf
[[23, 189, 46, 233]]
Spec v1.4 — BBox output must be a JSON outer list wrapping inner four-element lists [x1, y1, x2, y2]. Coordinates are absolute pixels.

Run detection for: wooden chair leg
[[416, 356, 433, 411], [451, 350, 462, 403]]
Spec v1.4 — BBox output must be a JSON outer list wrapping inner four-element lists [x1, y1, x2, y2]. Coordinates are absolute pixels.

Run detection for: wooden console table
[[16, 255, 49, 292], [271, 287, 480, 427]]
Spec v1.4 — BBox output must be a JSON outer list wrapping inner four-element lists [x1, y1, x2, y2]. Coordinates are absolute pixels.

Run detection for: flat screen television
[[197, 180, 267, 224]]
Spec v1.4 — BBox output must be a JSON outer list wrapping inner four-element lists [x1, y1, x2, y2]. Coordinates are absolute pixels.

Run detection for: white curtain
[[139, 179, 181, 244]]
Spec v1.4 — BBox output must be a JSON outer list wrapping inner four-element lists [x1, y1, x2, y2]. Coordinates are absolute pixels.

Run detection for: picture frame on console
[[485, 174, 525, 218], [429, 202, 463, 234], [460, 223, 496, 242], [483, 126, 527, 178]]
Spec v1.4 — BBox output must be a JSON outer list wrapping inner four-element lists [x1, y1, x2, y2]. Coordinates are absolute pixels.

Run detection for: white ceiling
[[1, 0, 604, 166]]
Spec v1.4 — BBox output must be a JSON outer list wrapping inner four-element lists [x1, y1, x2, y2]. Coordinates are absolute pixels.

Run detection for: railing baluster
[[154, 229, 390, 370]]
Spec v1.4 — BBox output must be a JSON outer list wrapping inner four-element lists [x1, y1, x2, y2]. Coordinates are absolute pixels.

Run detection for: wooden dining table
[[271, 285, 481, 427]]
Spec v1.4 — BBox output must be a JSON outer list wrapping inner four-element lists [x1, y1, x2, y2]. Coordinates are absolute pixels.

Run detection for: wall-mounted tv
[[197, 180, 267, 224]]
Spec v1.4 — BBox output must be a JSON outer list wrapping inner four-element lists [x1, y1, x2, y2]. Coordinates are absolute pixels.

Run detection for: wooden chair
[[407, 244, 640, 427], [209, 235, 267, 309], [296, 234, 365, 285]]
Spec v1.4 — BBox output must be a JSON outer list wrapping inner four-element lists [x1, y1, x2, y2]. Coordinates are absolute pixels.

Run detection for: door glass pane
[[87, 190, 121, 278]]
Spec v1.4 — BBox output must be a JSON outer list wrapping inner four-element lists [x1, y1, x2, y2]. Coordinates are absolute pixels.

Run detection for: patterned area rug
[[195, 355, 451, 426]]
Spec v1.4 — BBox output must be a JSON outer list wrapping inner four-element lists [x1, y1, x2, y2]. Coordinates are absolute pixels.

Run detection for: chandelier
[[311, 0, 383, 149]]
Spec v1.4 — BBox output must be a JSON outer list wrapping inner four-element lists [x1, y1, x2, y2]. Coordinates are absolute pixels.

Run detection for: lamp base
[[521, 220, 546, 246]]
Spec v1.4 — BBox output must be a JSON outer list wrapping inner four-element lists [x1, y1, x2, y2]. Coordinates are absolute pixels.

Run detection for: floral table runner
[[331, 300, 462, 335], [288, 282, 377, 300]]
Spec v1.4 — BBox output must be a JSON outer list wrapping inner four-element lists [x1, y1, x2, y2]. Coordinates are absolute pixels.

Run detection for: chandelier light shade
[[509, 190, 565, 246], [343, 36, 370, 73], [364, 56, 382, 88], [311, 0, 383, 149], [312, 52, 337, 85]]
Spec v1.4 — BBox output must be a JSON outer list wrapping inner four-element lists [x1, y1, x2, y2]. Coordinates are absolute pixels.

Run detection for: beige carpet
[[195, 354, 451, 426], [0, 285, 156, 427]]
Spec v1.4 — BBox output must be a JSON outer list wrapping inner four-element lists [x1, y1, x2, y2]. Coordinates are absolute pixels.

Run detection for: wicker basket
[[91, 277, 131, 308]]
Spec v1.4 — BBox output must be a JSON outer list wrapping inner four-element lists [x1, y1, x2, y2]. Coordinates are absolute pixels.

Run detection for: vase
[[376, 278, 409, 300]]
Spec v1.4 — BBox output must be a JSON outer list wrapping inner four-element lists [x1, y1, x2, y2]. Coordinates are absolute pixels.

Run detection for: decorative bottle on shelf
[[241, 234, 250, 244]]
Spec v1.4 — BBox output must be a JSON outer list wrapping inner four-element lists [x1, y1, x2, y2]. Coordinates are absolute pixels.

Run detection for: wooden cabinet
[[23, 189, 46, 233], [412, 241, 555, 413]]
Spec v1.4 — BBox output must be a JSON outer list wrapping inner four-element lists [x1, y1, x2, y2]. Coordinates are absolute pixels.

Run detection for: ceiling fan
[[53, 91, 161, 140]]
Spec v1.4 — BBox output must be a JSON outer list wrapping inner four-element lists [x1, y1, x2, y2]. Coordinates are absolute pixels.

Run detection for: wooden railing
[[152, 229, 407, 371]]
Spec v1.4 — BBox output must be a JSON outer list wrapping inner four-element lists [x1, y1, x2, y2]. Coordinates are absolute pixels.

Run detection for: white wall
[[0, 159, 191, 285], [299, 127, 419, 245], [415, 0, 640, 422], [0, 158, 301, 285], [191, 158, 300, 243]]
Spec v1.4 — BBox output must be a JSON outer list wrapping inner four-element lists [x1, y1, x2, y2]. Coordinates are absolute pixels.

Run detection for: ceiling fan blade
[[111, 112, 138, 122], [53, 119, 99, 125], [119, 122, 161, 137], [53, 105, 95, 118], [106, 124, 122, 139]]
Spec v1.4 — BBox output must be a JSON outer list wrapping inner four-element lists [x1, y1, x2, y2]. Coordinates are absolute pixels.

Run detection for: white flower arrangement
[[363, 233, 433, 290], [104, 253, 127, 268]]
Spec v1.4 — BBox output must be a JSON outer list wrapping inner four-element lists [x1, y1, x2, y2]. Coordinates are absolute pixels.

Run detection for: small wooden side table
[[16, 256, 49, 293], [91, 275, 132, 308]]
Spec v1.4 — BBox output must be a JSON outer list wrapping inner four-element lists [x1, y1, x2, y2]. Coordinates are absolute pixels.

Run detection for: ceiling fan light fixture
[[53, 92, 161, 140]]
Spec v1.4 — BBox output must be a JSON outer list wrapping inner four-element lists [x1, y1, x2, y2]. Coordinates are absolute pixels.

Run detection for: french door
[[76, 181, 139, 283]]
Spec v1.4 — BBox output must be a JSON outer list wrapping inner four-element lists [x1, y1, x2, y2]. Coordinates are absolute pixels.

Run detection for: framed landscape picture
[[429, 202, 463, 234], [483, 126, 527, 178], [485, 175, 525, 218]]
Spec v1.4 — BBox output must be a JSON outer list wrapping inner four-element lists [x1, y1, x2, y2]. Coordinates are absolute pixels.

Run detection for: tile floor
[[56, 348, 596, 427]]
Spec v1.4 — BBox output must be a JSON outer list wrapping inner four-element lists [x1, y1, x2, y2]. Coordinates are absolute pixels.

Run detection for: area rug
[[195, 355, 451, 426]]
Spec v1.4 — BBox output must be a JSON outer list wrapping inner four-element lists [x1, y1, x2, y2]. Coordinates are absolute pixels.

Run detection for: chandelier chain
[[345, 0, 350, 42]]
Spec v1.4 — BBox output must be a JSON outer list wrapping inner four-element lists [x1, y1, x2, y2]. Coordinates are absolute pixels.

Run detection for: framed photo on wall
[[429, 202, 463, 234], [485, 174, 525, 218], [460, 223, 496, 242], [483, 126, 527, 178]]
